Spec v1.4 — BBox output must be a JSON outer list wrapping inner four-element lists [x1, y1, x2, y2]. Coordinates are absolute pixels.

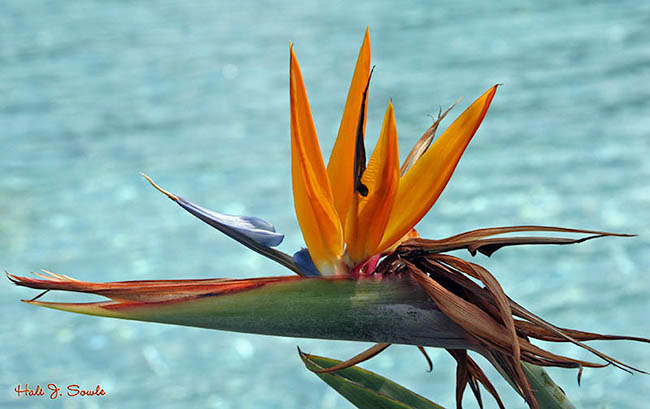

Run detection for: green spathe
[[13, 272, 577, 408], [24, 275, 479, 350]]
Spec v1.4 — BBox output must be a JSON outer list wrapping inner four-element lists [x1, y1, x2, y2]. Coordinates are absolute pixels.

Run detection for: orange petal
[[384, 228, 419, 253], [290, 46, 344, 275], [378, 85, 498, 253], [327, 28, 371, 227], [343, 192, 360, 265], [346, 101, 400, 263]]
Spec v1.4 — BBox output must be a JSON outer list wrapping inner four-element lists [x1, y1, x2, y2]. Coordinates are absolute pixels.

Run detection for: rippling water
[[2, 1, 649, 408]]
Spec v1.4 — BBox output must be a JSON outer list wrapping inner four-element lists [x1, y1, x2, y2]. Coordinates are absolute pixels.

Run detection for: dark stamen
[[353, 66, 375, 197]]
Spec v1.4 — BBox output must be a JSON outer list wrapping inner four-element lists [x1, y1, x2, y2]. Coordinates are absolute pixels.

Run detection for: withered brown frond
[[400, 97, 462, 176], [376, 226, 647, 409]]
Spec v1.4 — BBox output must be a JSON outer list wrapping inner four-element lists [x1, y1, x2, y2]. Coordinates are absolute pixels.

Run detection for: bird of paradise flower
[[9, 29, 648, 409]]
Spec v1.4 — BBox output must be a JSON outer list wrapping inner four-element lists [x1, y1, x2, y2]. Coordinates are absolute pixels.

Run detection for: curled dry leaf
[[367, 227, 646, 409]]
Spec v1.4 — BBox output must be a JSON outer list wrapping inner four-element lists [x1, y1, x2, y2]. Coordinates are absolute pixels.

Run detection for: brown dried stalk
[[320, 226, 647, 409]]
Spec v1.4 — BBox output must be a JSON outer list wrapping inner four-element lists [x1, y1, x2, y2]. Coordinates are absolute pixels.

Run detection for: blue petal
[[176, 197, 284, 247], [141, 173, 302, 275], [292, 248, 321, 277]]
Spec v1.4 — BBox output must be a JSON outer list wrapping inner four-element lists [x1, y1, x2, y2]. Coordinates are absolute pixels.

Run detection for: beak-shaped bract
[[290, 31, 497, 275]]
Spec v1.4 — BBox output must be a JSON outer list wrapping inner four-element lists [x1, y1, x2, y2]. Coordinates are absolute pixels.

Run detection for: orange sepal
[[346, 101, 400, 264], [290, 46, 344, 275], [378, 85, 498, 253], [327, 28, 371, 228]]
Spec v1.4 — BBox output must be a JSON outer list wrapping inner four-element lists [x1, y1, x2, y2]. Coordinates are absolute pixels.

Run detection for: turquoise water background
[[2, 1, 649, 408]]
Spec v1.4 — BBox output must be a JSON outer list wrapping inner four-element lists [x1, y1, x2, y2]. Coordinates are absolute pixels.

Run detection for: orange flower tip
[[488, 84, 499, 100], [140, 173, 179, 201], [325, 29, 372, 227]]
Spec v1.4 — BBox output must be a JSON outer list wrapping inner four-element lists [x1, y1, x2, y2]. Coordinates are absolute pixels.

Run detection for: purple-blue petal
[[176, 197, 284, 247], [292, 248, 321, 277], [141, 173, 302, 274]]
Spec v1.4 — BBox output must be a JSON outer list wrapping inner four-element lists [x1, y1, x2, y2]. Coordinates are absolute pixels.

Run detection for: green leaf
[[300, 352, 446, 409], [522, 363, 576, 409]]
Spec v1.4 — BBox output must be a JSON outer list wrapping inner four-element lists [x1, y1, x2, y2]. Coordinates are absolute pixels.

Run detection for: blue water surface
[[2, 1, 649, 408]]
